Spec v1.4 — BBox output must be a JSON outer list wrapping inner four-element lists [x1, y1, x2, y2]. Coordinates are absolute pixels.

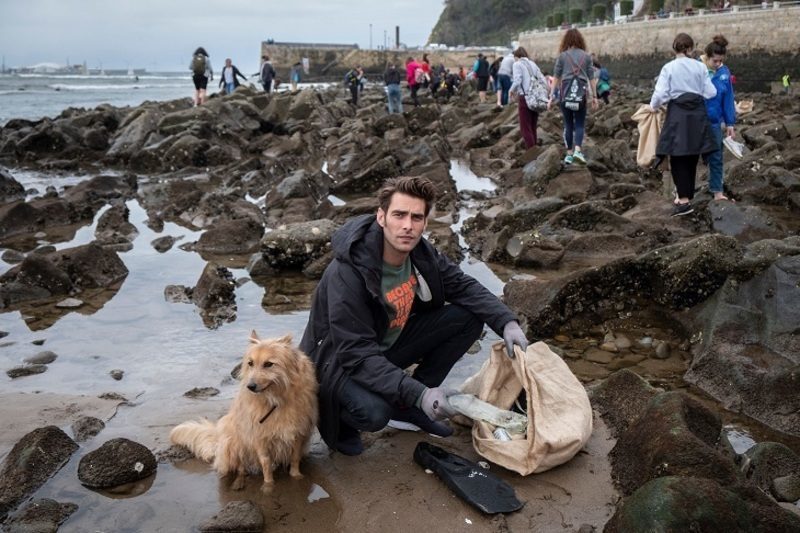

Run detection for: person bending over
[[300, 176, 529, 455]]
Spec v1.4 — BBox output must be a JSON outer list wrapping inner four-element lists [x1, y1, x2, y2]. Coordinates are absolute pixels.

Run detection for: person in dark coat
[[300, 176, 529, 456]]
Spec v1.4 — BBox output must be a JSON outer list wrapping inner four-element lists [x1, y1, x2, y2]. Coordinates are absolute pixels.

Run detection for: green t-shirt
[[379, 258, 418, 351]]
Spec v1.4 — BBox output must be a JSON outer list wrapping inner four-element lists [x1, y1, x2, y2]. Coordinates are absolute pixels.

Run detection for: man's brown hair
[[378, 176, 438, 217]]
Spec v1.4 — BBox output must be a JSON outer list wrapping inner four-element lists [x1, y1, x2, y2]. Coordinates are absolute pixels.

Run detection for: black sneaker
[[389, 406, 453, 438], [671, 203, 694, 217], [335, 422, 364, 456]]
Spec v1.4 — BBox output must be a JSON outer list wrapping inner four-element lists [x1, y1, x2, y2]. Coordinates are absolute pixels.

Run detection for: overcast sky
[[0, 0, 445, 72]]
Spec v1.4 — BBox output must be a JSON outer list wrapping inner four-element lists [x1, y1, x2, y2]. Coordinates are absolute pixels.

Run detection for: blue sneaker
[[573, 150, 587, 165], [563, 154, 574, 165]]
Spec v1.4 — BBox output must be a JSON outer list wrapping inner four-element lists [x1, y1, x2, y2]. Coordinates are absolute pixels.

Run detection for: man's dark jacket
[[656, 93, 717, 157], [299, 214, 517, 449]]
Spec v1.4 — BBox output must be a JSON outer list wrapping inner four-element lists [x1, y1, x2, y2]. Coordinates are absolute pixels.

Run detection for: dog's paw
[[231, 476, 246, 491], [260, 481, 275, 494], [289, 470, 304, 479]]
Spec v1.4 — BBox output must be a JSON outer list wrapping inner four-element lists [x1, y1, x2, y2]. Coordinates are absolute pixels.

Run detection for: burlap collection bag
[[631, 104, 666, 168], [459, 341, 592, 475]]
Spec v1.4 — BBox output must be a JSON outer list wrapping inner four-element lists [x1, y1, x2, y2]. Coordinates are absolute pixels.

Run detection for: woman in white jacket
[[649, 33, 717, 216], [509, 47, 547, 149]]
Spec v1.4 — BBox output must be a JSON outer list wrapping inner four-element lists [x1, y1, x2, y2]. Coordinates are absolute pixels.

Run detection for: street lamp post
[[369, 23, 373, 50]]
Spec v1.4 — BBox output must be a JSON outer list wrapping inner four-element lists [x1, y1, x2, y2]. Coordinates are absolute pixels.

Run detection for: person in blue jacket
[[703, 35, 736, 201]]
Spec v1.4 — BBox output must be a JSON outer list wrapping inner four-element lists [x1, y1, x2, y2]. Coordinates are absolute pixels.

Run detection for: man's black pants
[[337, 304, 483, 433]]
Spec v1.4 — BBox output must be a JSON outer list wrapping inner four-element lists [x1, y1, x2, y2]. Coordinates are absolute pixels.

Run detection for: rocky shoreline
[[1, 82, 799, 531]]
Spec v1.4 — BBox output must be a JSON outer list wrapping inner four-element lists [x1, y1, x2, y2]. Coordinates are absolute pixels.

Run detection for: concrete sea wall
[[518, 6, 800, 92]]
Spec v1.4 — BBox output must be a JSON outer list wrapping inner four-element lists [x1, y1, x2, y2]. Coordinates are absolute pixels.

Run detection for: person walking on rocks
[[345, 66, 363, 106], [548, 29, 597, 166], [406, 57, 422, 107], [702, 35, 736, 201], [290, 62, 303, 91], [782, 72, 791, 94], [300, 176, 529, 456], [259, 55, 276, 93], [509, 47, 547, 149], [219, 58, 248, 95], [649, 33, 717, 216], [473, 53, 491, 103], [496, 52, 515, 107], [189, 47, 213, 106], [384, 63, 403, 114], [593, 57, 611, 105]]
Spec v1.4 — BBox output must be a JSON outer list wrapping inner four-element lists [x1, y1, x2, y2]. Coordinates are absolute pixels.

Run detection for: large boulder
[[0, 198, 94, 242], [490, 197, 566, 234], [589, 369, 660, 438], [62, 174, 138, 209], [605, 476, 800, 533], [77, 437, 157, 489], [0, 243, 128, 308], [94, 204, 139, 248], [708, 201, 786, 244], [196, 218, 264, 255], [504, 234, 741, 336], [742, 442, 800, 500], [192, 263, 236, 310], [261, 219, 338, 270], [685, 255, 800, 436], [522, 144, 562, 189], [0, 426, 78, 520], [106, 108, 161, 160], [610, 391, 739, 496]]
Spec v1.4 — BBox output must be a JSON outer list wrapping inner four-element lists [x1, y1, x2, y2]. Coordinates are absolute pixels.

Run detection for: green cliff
[[428, 0, 612, 46]]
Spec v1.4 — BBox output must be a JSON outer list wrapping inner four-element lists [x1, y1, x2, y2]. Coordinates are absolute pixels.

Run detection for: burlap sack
[[631, 104, 665, 168], [459, 341, 592, 476]]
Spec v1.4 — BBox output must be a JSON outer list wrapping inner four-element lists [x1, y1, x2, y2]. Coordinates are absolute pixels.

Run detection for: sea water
[[0, 72, 191, 124], [0, 73, 330, 125]]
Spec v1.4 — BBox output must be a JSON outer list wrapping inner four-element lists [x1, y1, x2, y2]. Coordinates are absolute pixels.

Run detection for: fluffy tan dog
[[170, 332, 318, 492]]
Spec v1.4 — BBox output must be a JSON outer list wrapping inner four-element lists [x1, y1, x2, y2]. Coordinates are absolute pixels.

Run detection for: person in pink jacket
[[406, 57, 422, 107]]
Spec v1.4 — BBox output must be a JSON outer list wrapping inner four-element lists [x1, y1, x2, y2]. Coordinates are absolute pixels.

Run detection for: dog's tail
[[169, 419, 218, 462]]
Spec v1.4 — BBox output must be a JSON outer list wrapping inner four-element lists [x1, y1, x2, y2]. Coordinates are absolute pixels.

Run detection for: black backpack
[[191, 54, 206, 76], [561, 51, 589, 111]]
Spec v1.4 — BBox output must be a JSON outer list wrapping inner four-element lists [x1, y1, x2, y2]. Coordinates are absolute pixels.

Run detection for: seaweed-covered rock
[[589, 369, 660, 438], [77, 437, 157, 489], [605, 476, 800, 533], [685, 255, 800, 436], [610, 391, 739, 495]]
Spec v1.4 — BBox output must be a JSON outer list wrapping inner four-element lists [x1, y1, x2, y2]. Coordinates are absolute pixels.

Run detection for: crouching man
[[300, 176, 528, 455]]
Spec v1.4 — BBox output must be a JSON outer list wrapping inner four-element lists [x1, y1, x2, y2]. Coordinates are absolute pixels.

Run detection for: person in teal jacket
[[703, 35, 736, 201]]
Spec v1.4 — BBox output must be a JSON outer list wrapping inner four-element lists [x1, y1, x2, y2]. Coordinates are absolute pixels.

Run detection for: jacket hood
[[331, 214, 378, 261]]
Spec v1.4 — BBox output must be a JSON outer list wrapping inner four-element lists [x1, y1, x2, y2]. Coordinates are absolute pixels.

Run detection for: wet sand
[[0, 388, 616, 532]]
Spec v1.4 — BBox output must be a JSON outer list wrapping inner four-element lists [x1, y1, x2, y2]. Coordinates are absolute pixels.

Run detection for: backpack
[[520, 59, 549, 112], [561, 51, 589, 111], [414, 67, 426, 85], [191, 54, 207, 76]]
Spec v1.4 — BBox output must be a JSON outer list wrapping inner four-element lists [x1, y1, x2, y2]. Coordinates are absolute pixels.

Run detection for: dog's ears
[[277, 333, 293, 346], [249, 330, 260, 344]]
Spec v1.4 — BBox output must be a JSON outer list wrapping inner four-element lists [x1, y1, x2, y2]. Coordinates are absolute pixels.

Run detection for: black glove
[[503, 321, 529, 359], [418, 387, 458, 421]]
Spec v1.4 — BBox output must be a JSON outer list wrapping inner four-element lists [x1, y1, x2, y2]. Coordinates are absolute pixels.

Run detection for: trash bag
[[458, 342, 592, 476], [631, 104, 666, 168]]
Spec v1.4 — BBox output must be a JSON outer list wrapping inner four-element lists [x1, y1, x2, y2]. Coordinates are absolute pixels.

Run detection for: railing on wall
[[520, 1, 800, 35]]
